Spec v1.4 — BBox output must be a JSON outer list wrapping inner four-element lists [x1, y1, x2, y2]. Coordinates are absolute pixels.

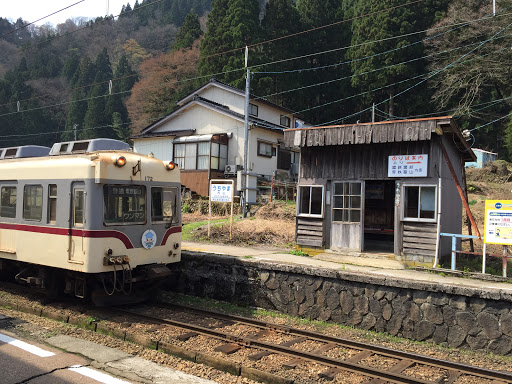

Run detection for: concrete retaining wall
[[168, 252, 512, 355]]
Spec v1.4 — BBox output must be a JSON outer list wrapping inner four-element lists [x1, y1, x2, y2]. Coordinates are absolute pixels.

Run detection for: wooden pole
[[503, 245, 508, 277], [208, 181, 212, 238], [230, 182, 234, 241], [439, 140, 481, 239]]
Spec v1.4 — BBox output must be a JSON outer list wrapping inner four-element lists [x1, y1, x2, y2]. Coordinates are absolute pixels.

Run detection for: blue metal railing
[[440, 233, 509, 276]]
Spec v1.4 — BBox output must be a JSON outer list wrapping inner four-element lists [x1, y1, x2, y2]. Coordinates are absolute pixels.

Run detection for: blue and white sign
[[141, 229, 157, 249], [210, 183, 233, 202], [388, 154, 428, 178]]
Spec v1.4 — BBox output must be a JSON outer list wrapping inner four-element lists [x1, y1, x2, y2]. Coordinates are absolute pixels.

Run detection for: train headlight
[[165, 161, 177, 171], [115, 156, 127, 167]]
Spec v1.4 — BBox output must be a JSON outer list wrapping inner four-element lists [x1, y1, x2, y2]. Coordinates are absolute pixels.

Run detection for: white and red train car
[[0, 139, 181, 304]]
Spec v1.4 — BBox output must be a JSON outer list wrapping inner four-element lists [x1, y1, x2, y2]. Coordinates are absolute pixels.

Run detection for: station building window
[[332, 182, 362, 223], [23, 185, 43, 221], [297, 185, 324, 218], [0, 186, 17, 218], [403, 185, 437, 221]]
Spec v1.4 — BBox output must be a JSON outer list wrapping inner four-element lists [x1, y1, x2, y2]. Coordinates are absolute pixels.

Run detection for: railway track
[[111, 303, 512, 384]]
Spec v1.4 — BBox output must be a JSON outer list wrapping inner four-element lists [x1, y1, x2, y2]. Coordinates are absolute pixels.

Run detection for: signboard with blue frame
[[484, 200, 512, 245]]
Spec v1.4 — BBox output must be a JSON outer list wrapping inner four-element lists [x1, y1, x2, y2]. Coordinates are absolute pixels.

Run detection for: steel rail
[[157, 303, 512, 383], [112, 307, 431, 384]]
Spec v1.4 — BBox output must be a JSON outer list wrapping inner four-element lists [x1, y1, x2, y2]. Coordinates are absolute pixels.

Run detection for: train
[[0, 138, 181, 305]]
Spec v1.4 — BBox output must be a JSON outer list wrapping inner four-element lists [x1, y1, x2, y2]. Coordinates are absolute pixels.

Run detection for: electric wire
[[0, 0, 86, 39], [1, 15, 506, 118], [1, 4, 507, 111], [0, 0, 479, 109], [317, 20, 512, 127]]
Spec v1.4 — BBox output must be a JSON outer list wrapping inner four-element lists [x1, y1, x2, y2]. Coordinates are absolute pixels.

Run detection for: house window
[[174, 136, 228, 171], [23, 185, 43, 221], [297, 185, 324, 217], [280, 115, 291, 127], [258, 141, 274, 158], [332, 182, 362, 223], [403, 185, 437, 221], [249, 103, 258, 116]]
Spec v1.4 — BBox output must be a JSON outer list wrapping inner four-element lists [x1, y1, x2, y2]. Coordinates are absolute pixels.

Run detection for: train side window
[[23, 185, 43, 221], [48, 184, 57, 224], [74, 189, 85, 227], [0, 186, 17, 218], [151, 187, 178, 223]]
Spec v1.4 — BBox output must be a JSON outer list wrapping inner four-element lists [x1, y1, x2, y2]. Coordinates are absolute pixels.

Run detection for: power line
[[1, 2, 506, 112], [0, 0, 438, 109], [0, 0, 85, 39], [318, 20, 512, 126]]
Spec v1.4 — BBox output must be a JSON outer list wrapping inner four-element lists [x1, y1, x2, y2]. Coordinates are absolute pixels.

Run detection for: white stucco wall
[[248, 127, 283, 177], [133, 137, 174, 162]]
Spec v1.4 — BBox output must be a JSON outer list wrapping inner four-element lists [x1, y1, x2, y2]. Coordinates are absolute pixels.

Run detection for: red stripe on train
[[0, 223, 182, 249], [0, 223, 135, 249], [160, 226, 182, 246]]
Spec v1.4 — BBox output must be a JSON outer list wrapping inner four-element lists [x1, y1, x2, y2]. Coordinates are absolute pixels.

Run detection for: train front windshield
[[104, 185, 146, 225]]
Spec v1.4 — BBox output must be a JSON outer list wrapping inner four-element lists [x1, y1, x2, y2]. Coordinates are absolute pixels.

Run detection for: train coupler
[[103, 255, 130, 265]]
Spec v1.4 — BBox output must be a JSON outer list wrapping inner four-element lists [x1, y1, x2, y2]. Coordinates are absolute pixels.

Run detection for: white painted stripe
[[0, 333, 55, 357], [68, 365, 133, 384]]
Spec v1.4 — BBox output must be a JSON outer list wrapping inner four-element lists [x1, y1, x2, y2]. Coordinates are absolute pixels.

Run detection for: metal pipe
[[451, 235, 457, 270], [242, 49, 250, 218], [482, 242, 487, 274], [434, 177, 442, 268]]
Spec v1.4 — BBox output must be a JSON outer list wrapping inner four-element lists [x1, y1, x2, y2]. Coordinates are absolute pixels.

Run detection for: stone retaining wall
[[168, 252, 512, 355]]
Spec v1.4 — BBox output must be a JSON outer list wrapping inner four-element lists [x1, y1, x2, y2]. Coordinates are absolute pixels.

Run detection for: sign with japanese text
[[210, 183, 233, 202], [484, 200, 512, 245], [388, 154, 428, 177]]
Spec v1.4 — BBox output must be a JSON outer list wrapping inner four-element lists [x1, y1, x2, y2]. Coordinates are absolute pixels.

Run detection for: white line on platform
[[0, 332, 55, 357], [68, 365, 133, 384]]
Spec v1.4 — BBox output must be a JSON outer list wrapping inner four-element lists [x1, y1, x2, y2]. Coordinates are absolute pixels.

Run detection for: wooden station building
[[283, 117, 476, 265]]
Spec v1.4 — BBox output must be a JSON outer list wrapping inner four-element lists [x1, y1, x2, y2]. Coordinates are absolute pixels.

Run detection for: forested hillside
[[1, 0, 511, 160]]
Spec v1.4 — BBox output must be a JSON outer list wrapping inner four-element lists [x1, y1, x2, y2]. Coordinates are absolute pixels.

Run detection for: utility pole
[[242, 47, 250, 218], [493, 0, 496, 15], [73, 124, 78, 141]]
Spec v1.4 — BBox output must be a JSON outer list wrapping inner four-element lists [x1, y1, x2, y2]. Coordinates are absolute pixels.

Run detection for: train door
[[68, 182, 85, 263]]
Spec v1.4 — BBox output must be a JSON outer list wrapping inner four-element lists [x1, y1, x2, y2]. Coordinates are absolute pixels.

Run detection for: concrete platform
[[181, 241, 512, 293], [46, 335, 218, 384]]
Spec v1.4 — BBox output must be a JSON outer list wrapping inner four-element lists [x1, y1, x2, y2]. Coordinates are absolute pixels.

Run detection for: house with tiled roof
[[132, 79, 303, 199]]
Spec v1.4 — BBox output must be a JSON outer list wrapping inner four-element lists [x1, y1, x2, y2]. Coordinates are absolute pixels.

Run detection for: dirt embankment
[[183, 201, 296, 248]]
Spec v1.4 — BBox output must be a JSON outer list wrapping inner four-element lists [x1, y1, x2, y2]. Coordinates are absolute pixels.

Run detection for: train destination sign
[[484, 200, 512, 245], [388, 154, 428, 177]]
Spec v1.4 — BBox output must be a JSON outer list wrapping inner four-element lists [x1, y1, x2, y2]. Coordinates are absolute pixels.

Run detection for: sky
[[2, 0, 129, 26]]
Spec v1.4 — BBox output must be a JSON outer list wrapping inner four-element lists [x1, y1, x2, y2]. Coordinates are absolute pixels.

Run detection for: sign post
[[484, 200, 512, 276], [209, 180, 235, 240]]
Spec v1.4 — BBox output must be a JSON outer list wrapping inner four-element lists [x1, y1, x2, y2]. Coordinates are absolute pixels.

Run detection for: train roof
[[49, 138, 131, 155], [0, 145, 51, 160]]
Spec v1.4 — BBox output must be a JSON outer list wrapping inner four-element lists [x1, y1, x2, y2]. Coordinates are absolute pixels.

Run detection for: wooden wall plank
[[403, 248, 435, 256]]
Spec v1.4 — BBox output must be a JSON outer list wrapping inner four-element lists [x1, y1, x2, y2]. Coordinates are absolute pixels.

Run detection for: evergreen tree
[[294, 0, 352, 124], [112, 111, 132, 143], [82, 49, 114, 139], [347, 0, 437, 121], [62, 53, 81, 84], [63, 57, 96, 140], [173, 10, 203, 50], [198, 0, 261, 88], [105, 54, 136, 126], [256, 0, 303, 108]]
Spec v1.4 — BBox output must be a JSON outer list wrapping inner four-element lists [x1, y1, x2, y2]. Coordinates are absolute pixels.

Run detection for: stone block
[[447, 326, 466, 348], [488, 336, 512, 355], [422, 303, 443, 325], [415, 320, 435, 341], [477, 312, 501, 340]]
